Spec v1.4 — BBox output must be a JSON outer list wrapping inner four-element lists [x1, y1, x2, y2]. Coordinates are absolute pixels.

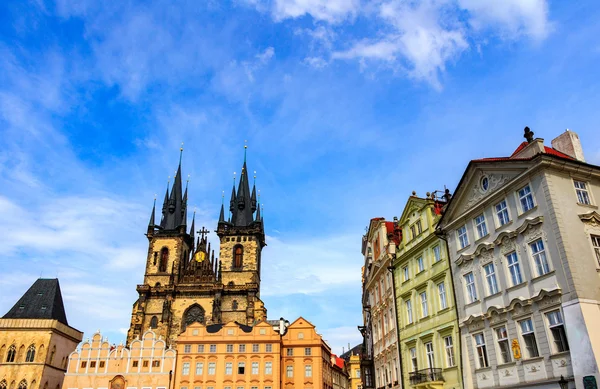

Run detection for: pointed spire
[[230, 173, 237, 212], [255, 199, 261, 222], [189, 209, 196, 242], [161, 146, 186, 230], [219, 191, 225, 222], [251, 171, 257, 212], [149, 197, 156, 228]]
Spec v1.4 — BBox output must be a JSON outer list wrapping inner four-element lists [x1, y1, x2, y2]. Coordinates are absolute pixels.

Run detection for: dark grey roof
[[3, 278, 69, 325], [340, 343, 362, 361]]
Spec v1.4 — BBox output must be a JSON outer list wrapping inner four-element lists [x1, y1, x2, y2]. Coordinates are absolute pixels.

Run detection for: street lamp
[[558, 375, 568, 389]]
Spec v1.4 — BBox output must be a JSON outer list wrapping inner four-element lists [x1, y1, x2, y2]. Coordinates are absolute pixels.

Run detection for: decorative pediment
[[458, 171, 519, 214], [579, 211, 600, 227], [515, 216, 544, 234], [455, 242, 494, 266]]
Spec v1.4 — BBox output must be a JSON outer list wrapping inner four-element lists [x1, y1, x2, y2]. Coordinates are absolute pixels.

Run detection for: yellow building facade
[[392, 194, 462, 389], [62, 330, 176, 389], [347, 354, 362, 389], [0, 279, 82, 389]]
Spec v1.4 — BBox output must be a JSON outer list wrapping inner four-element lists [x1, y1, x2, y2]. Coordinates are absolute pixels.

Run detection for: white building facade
[[362, 218, 402, 389], [438, 128, 600, 389]]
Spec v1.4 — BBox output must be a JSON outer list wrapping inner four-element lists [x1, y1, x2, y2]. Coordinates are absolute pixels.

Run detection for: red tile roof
[[472, 141, 574, 162]]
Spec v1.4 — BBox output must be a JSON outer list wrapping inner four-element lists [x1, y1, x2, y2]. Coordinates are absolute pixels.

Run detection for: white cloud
[[272, 0, 360, 23], [320, 326, 363, 356]]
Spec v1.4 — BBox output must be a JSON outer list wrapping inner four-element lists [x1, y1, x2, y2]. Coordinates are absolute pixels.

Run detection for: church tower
[[127, 146, 267, 346], [216, 145, 267, 325]]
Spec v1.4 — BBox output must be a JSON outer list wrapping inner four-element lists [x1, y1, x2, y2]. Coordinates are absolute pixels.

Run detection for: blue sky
[[0, 0, 599, 354]]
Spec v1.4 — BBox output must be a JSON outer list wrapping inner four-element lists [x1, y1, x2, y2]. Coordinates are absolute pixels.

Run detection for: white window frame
[[197, 344, 204, 353], [265, 361, 272, 375], [530, 238, 550, 276], [305, 364, 312, 377], [286, 365, 293, 378], [545, 310, 570, 353], [209, 344, 216, 353], [475, 214, 488, 239], [506, 251, 523, 286], [252, 362, 259, 375], [464, 272, 477, 303], [443, 336, 454, 367], [265, 344, 272, 352], [420, 292, 428, 318], [457, 225, 469, 250], [403, 266, 409, 282], [574, 180, 592, 205], [495, 199, 510, 227], [433, 245, 441, 263], [406, 299, 413, 324], [519, 318, 539, 358], [252, 344, 259, 352], [425, 342, 435, 368], [196, 362, 204, 375], [495, 326, 511, 364], [591, 235, 600, 267], [226, 344, 233, 353], [184, 344, 191, 353], [409, 347, 417, 372], [518, 184, 535, 213], [417, 256, 424, 272], [208, 362, 216, 375], [484, 262, 499, 295], [473, 333, 489, 368], [438, 282, 448, 310], [225, 362, 232, 375], [182, 362, 190, 375]]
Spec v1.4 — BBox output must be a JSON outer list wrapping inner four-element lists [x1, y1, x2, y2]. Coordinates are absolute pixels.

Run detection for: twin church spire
[[148, 144, 263, 235]]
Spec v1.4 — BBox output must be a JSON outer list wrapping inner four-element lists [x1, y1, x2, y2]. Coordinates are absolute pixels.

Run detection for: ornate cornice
[[579, 211, 600, 227]]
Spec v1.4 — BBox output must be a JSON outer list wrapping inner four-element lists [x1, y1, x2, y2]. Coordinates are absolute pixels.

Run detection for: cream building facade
[[438, 128, 600, 389], [63, 330, 176, 389], [393, 195, 462, 389], [361, 218, 401, 389], [0, 279, 82, 389]]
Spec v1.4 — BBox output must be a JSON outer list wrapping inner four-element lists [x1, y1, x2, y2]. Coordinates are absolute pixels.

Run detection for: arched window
[[30, 381, 35, 389], [182, 304, 205, 331], [49, 346, 55, 364], [159, 248, 168, 272], [17, 345, 25, 361], [150, 316, 158, 329], [1, 379, 7, 389], [38, 345, 44, 363], [233, 245, 243, 269], [17, 380, 26, 389], [153, 252, 158, 266], [232, 300, 238, 311], [0, 345, 5, 361], [25, 345, 35, 362], [6, 345, 16, 362]]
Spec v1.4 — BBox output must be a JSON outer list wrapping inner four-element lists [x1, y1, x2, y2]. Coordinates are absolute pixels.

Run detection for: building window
[[142, 360, 147, 368], [475, 214, 488, 239], [6, 345, 15, 362], [406, 299, 413, 324], [484, 263, 499, 295], [239, 344, 245, 352], [592, 235, 600, 267], [265, 344, 272, 352], [232, 300, 238, 311], [530, 239, 550, 276], [208, 362, 216, 375], [417, 256, 424, 272], [495, 326, 511, 364], [506, 252, 523, 286], [474, 333, 489, 368], [464, 272, 477, 303], [225, 362, 232, 375], [287, 348, 293, 356], [438, 282, 447, 310], [233, 245, 243, 269], [305, 347, 312, 356], [286, 365, 293, 378], [182, 362, 190, 375], [226, 344, 233, 353], [237, 362, 245, 374], [433, 245, 441, 263], [383, 313, 388, 333], [252, 362, 259, 374], [196, 362, 203, 375], [209, 344, 216, 353], [101, 361, 107, 368], [403, 266, 409, 281], [416, 220, 423, 235], [409, 347, 417, 372], [81, 361, 87, 368], [305, 365, 312, 377], [457, 225, 469, 249], [184, 345, 191, 353], [150, 316, 158, 329], [495, 200, 510, 226], [197, 345, 204, 353], [546, 310, 569, 353], [574, 180, 591, 205], [25, 345, 35, 362], [159, 248, 168, 272], [265, 361, 272, 375], [518, 185, 535, 213], [425, 342, 435, 368], [133, 361, 139, 368], [17, 381, 26, 389], [444, 336, 454, 367], [252, 344, 259, 352], [519, 318, 539, 358], [420, 292, 428, 317]]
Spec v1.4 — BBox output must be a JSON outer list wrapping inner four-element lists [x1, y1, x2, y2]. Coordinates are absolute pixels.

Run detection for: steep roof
[[2, 278, 69, 325], [340, 343, 362, 361]]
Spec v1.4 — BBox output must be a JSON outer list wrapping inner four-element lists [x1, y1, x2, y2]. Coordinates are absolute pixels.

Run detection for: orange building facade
[[174, 317, 336, 389], [62, 331, 176, 389]]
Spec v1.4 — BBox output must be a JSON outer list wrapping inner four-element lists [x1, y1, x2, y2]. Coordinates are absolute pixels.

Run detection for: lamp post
[[558, 375, 568, 389]]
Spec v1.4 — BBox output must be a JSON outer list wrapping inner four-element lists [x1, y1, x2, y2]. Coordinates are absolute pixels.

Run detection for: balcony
[[409, 368, 444, 386]]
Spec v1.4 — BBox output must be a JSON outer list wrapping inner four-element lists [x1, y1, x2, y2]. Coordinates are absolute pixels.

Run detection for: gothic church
[[126, 150, 267, 346]]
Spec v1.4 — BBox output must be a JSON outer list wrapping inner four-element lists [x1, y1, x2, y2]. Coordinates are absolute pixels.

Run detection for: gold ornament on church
[[194, 251, 207, 262]]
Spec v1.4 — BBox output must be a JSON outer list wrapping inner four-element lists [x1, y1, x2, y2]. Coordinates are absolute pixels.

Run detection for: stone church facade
[[127, 150, 267, 346]]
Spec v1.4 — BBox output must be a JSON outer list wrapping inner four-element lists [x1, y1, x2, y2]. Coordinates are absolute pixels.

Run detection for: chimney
[[551, 129, 586, 162]]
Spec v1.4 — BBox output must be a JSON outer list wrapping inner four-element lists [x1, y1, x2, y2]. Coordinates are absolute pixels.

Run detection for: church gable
[[446, 163, 529, 221]]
